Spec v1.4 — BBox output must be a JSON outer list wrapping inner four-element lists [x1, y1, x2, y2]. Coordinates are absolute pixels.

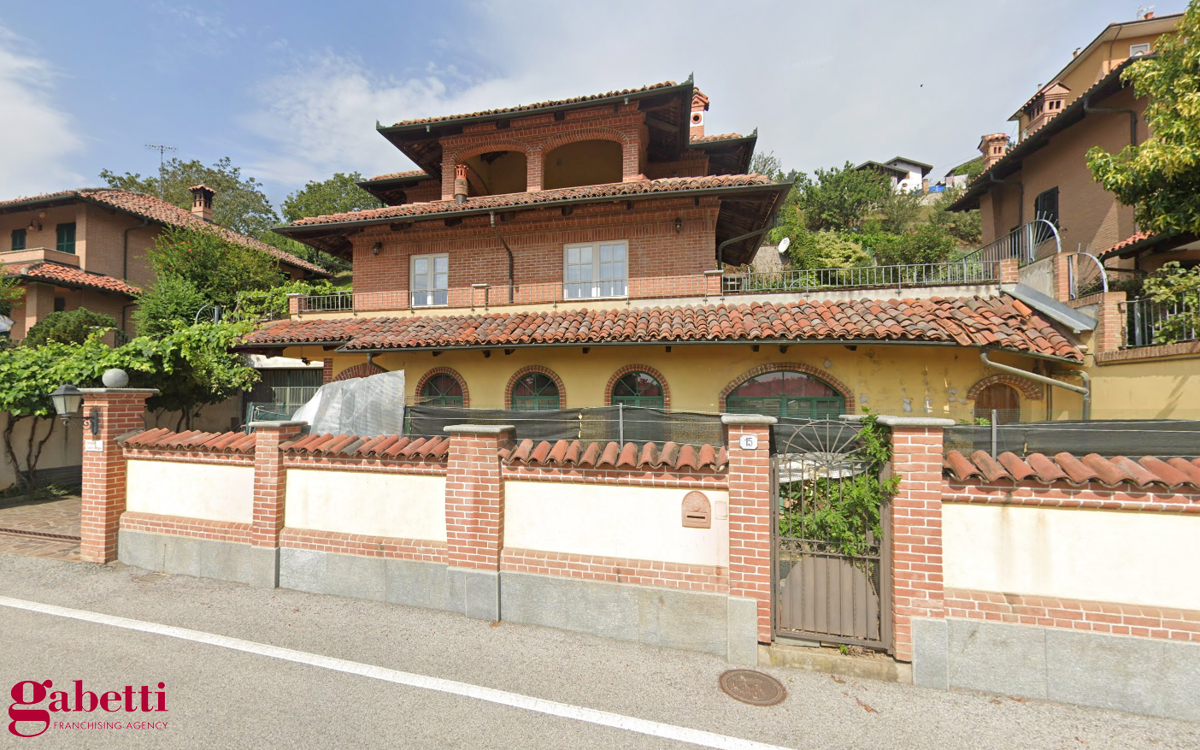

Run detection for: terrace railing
[[295, 261, 1000, 315], [1120, 294, 1200, 349], [722, 260, 1000, 294], [959, 213, 1061, 268]]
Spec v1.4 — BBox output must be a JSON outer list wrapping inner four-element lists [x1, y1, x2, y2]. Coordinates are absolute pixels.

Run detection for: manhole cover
[[718, 669, 786, 706]]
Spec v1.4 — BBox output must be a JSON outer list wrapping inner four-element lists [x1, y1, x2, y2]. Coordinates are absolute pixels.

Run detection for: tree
[[749, 151, 786, 182], [929, 187, 983, 245], [1087, 3, 1200, 235], [787, 230, 870, 270], [132, 275, 211, 338], [861, 222, 957, 266], [282, 172, 381, 223], [878, 189, 924, 234], [0, 274, 22, 318], [794, 162, 891, 233], [1142, 261, 1200, 344], [23, 309, 117, 347], [100, 156, 280, 239], [143, 226, 283, 310]]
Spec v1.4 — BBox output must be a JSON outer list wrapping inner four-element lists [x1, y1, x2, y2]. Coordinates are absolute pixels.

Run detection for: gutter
[[489, 212, 515, 303], [981, 349, 1090, 420]]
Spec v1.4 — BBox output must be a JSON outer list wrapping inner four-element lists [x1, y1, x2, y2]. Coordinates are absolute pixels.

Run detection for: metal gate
[[771, 419, 891, 651]]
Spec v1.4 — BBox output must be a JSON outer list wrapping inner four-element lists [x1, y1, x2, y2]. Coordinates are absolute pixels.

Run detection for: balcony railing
[[1120, 294, 1200, 349], [960, 213, 1061, 268], [721, 260, 999, 294], [295, 260, 1001, 315]]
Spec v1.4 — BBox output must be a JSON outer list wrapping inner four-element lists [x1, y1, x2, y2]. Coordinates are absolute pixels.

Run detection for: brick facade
[[500, 548, 729, 594], [79, 389, 156, 563]]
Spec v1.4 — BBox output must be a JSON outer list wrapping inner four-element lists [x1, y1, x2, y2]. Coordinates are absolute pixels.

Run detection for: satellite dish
[[778, 237, 791, 254]]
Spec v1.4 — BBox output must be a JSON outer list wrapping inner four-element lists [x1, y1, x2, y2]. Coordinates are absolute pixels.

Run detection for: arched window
[[543, 140, 622, 189], [726, 370, 845, 419], [511, 372, 560, 411], [419, 373, 464, 408], [973, 383, 1021, 424], [611, 371, 664, 409]]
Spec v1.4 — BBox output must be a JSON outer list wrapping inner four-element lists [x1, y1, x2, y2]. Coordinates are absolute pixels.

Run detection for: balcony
[[1121, 294, 1200, 349], [291, 259, 1004, 317], [0, 246, 80, 267]]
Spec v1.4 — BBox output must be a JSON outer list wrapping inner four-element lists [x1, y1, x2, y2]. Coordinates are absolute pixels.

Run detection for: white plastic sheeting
[[290, 370, 405, 437]]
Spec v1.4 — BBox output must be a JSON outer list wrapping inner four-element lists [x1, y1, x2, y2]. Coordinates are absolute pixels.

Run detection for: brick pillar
[[247, 420, 304, 588], [322, 359, 333, 385], [79, 388, 157, 564], [878, 416, 953, 665], [1052, 253, 1072, 301], [471, 283, 489, 310], [444, 424, 513, 620], [998, 257, 1018, 284], [1094, 290, 1127, 354], [286, 293, 303, 316], [721, 414, 776, 648], [705, 269, 724, 298]]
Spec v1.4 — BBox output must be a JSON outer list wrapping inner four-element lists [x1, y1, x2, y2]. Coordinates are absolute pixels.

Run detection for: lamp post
[[50, 384, 100, 436]]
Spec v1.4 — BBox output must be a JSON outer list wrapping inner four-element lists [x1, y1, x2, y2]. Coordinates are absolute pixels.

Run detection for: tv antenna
[[145, 143, 177, 197]]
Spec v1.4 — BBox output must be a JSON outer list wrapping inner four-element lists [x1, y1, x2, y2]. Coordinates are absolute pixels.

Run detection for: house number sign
[[738, 434, 758, 450]]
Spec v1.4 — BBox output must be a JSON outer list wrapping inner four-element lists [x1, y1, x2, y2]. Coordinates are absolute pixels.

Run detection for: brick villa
[[243, 78, 1087, 422]]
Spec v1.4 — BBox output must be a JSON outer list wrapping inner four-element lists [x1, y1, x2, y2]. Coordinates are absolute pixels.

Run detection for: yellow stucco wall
[[1062, 355, 1200, 421], [279, 342, 1060, 422]]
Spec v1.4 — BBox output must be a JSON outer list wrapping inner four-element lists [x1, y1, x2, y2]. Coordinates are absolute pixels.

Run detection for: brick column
[[705, 269, 724, 298], [79, 388, 157, 564], [1094, 290, 1128, 354], [721, 414, 776, 648], [878, 416, 953, 665], [444, 424, 513, 620], [998, 257, 1018, 284], [1052, 253, 1071, 301], [471, 283, 489, 310], [286, 293, 303, 316], [246, 420, 304, 587]]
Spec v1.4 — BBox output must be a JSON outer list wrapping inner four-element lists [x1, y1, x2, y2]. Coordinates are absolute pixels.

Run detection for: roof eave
[[276, 181, 793, 240]]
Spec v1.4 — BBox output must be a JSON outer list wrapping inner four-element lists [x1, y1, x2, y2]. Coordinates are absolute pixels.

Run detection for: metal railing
[[959, 214, 1061, 268], [722, 260, 999, 294], [1121, 294, 1200, 348]]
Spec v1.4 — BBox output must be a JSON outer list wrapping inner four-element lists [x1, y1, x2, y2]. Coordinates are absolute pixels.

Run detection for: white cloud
[[0, 25, 84, 196], [241, 0, 1134, 189]]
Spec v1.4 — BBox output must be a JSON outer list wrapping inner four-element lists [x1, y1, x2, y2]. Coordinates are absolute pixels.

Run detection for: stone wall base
[[913, 617, 1200, 722], [118, 530, 278, 589]]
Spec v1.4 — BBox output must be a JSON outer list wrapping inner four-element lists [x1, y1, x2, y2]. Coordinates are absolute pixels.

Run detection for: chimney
[[1143, 10, 1155, 19], [189, 184, 215, 222], [453, 164, 469, 205], [978, 133, 1009, 171], [690, 89, 710, 139]]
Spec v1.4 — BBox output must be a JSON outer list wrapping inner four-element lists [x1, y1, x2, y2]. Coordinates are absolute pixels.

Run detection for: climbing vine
[[778, 412, 899, 557]]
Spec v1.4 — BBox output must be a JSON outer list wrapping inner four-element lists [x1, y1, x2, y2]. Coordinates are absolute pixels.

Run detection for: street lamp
[[50, 384, 100, 436]]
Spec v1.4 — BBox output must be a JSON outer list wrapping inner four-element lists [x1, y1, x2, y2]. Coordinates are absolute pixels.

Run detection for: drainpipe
[[1084, 94, 1138, 150], [489, 211, 515, 303], [715, 226, 778, 267], [980, 350, 1090, 420]]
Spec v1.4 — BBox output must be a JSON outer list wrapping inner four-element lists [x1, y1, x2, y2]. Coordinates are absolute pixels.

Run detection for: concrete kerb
[[876, 416, 956, 428], [247, 420, 309, 430], [443, 424, 516, 435], [719, 414, 778, 425]]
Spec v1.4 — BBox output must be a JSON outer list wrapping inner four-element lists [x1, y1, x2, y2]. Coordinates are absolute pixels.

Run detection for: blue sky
[[0, 0, 1180, 212]]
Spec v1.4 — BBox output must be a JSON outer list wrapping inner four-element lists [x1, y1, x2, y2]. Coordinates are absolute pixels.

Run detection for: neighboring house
[[0, 185, 328, 341], [241, 78, 1088, 424], [946, 10, 1200, 421], [854, 156, 932, 193]]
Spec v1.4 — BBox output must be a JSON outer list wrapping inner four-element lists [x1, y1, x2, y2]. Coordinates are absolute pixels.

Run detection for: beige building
[[948, 10, 1200, 421], [0, 185, 327, 341]]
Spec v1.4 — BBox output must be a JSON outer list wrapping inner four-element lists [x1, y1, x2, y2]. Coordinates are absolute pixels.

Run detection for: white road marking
[[0, 595, 793, 750]]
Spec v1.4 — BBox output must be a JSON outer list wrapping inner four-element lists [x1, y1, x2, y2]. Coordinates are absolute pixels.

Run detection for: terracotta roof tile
[[0, 188, 327, 276], [945, 449, 1200, 489], [363, 170, 432, 182], [502, 438, 727, 472], [387, 81, 678, 128], [689, 133, 746, 144], [242, 295, 1083, 361], [120, 428, 256, 455], [280, 433, 448, 461], [5, 262, 141, 296], [286, 175, 776, 228]]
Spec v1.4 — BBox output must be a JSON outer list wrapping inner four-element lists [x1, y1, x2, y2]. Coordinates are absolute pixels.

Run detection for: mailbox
[[681, 491, 711, 529]]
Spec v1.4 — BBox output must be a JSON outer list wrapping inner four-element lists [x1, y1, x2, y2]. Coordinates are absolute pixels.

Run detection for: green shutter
[[11, 229, 26, 251], [56, 223, 76, 254]]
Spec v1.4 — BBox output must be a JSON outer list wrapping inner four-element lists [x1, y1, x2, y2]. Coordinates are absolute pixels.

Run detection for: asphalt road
[[0, 554, 1196, 749]]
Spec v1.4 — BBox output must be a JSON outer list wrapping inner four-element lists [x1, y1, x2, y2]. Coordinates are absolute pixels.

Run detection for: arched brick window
[[506, 366, 565, 411], [720, 364, 853, 419], [332, 362, 386, 382], [973, 383, 1021, 424], [415, 368, 469, 408], [606, 365, 670, 410]]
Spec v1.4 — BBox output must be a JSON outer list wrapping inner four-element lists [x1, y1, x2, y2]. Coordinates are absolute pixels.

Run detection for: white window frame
[[410, 253, 449, 307], [1129, 42, 1151, 56], [562, 241, 628, 300]]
